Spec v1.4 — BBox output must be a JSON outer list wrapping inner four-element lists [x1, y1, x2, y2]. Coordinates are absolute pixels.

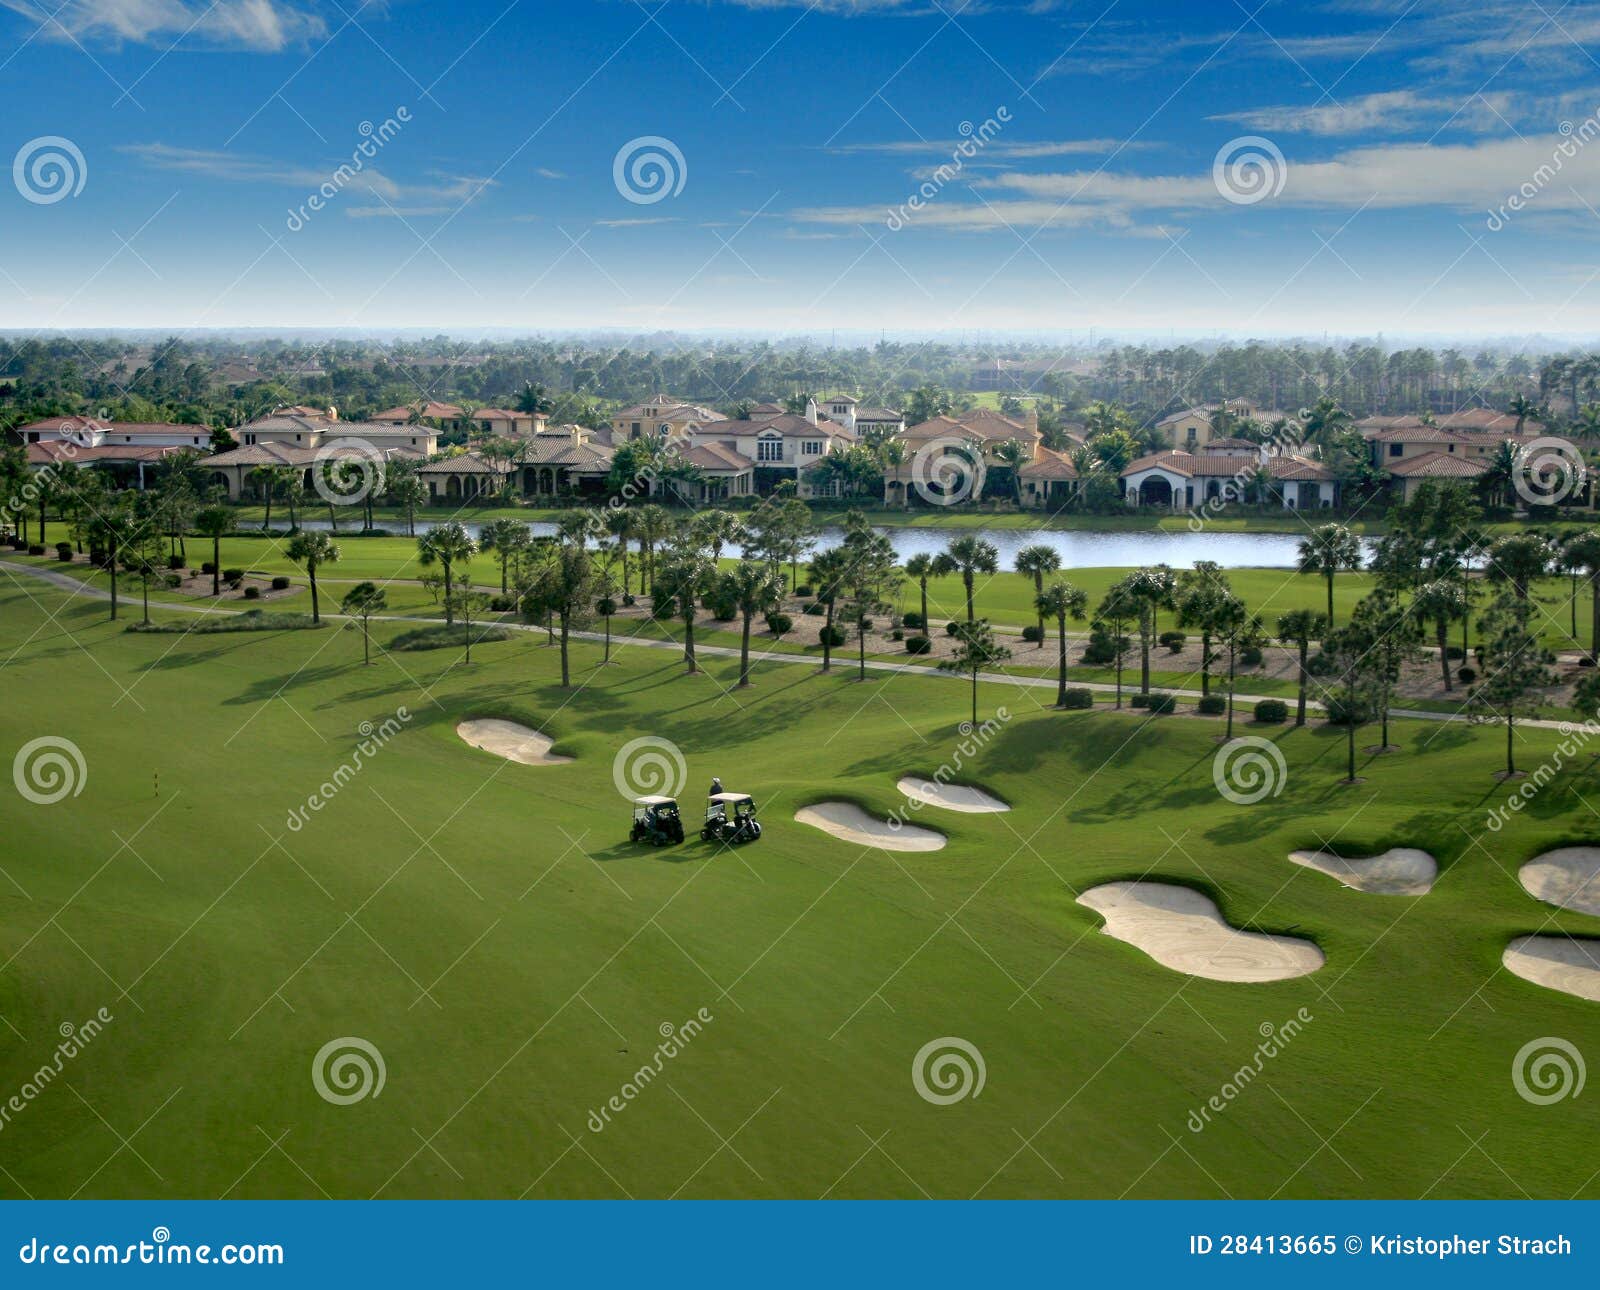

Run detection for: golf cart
[[630, 795, 684, 846], [701, 792, 761, 845]]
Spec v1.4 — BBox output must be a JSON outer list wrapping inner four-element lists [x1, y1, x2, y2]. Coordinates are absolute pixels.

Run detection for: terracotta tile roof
[[1386, 451, 1489, 478], [1123, 449, 1333, 481], [417, 452, 511, 476], [696, 414, 849, 441], [26, 442, 188, 465], [903, 410, 1036, 443], [683, 443, 755, 471], [19, 416, 210, 437], [1018, 447, 1078, 480]]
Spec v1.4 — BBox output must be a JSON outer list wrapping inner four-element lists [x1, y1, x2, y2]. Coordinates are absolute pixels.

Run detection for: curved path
[[0, 560, 1576, 731]]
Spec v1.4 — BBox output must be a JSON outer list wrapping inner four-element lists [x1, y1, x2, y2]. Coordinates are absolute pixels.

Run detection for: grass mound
[[391, 623, 512, 651], [127, 609, 324, 633]]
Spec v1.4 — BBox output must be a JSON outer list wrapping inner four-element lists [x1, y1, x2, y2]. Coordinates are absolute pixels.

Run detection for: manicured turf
[[1, 574, 1599, 1200]]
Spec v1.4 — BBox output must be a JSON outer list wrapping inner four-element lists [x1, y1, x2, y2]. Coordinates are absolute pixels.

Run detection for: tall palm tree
[[193, 506, 235, 597], [1297, 523, 1362, 624], [606, 508, 637, 595], [1411, 580, 1467, 691], [653, 544, 717, 674], [1563, 531, 1600, 662], [1037, 580, 1088, 707], [1015, 543, 1061, 647], [993, 438, 1031, 505], [416, 521, 477, 624], [904, 552, 935, 630], [480, 519, 532, 594], [1275, 608, 1328, 725], [938, 534, 999, 625], [635, 503, 673, 599], [286, 530, 340, 624], [720, 559, 787, 687], [248, 465, 278, 530]]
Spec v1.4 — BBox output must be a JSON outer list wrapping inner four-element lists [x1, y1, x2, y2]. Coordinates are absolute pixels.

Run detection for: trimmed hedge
[[1159, 630, 1186, 653], [905, 635, 932, 655], [270, 575, 291, 591], [55, 543, 73, 562], [819, 625, 847, 648], [803, 602, 826, 616], [1146, 693, 1176, 714], [1021, 624, 1044, 643], [944, 620, 961, 636], [391, 624, 512, 651], [488, 595, 517, 612], [1130, 692, 1149, 708], [1253, 699, 1289, 723], [1240, 645, 1263, 666], [27, 544, 44, 556], [902, 611, 924, 629], [129, 609, 323, 634], [765, 612, 793, 635], [243, 586, 262, 600], [1456, 666, 1477, 683], [1061, 687, 1094, 710], [1197, 695, 1227, 716], [794, 584, 814, 597]]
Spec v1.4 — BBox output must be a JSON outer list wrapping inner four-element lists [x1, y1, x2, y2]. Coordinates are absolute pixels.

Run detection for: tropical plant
[[937, 534, 999, 625], [719, 559, 787, 687], [938, 619, 1012, 727], [341, 582, 388, 664], [416, 521, 477, 625], [1469, 591, 1557, 778], [193, 505, 234, 597], [286, 530, 340, 624], [1015, 543, 1061, 647], [1297, 523, 1362, 624], [1037, 579, 1088, 708], [1275, 607, 1328, 725]]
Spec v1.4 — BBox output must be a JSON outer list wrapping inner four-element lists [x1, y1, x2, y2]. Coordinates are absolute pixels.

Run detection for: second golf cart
[[701, 791, 761, 845], [630, 795, 684, 846]]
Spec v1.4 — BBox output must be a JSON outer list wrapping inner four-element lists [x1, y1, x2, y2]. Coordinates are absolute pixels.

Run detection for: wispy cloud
[[1209, 90, 1512, 136], [828, 137, 1130, 157], [1, 0, 326, 50]]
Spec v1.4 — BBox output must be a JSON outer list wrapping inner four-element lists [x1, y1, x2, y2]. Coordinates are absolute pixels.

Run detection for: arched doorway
[[1138, 476, 1173, 507]]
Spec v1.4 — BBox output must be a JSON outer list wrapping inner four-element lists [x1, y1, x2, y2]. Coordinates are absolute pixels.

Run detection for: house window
[[802, 440, 823, 456], [631, 421, 641, 435], [757, 439, 783, 462], [1388, 444, 1402, 457]]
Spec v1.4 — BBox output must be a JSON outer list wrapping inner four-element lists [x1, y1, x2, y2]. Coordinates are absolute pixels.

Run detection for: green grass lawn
[[2, 574, 1599, 1199]]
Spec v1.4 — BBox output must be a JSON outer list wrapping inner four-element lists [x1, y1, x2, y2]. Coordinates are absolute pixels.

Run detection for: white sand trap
[[455, 719, 572, 766], [1519, 848, 1600, 917], [1503, 936, 1600, 1002], [1076, 881, 1324, 983], [795, 802, 945, 852], [896, 777, 1009, 814], [1288, 847, 1436, 896]]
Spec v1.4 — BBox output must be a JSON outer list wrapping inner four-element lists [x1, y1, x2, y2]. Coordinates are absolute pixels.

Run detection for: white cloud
[[2, 0, 326, 50], [1210, 90, 1512, 136], [828, 138, 1128, 157]]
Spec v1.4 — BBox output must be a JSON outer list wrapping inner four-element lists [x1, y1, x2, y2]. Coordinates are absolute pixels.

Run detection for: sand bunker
[[795, 802, 945, 852], [896, 777, 1009, 813], [1503, 936, 1600, 1002], [455, 719, 572, 766], [1076, 881, 1324, 983], [1518, 848, 1600, 917], [1288, 847, 1436, 895]]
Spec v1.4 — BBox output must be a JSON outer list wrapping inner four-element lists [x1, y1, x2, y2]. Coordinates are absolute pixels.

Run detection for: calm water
[[291, 519, 1367, 569]]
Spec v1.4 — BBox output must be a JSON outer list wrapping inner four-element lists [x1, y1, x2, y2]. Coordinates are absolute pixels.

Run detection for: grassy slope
[[2, 578, 1599, 1200]]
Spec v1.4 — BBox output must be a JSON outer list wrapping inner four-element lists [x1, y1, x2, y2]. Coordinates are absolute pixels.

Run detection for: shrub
[[164, 574, 181, 589], [902, 611, 924, 629], [890, 628, 904, 642], [391, 623, 512, 651], [794, 584, 813, 597], [243, 585, 262, 600], [26, 544, 44, 556], [1240, 645, 1264, 666], [129, 610, 323, 634], [1081, 624, 1129, 665], [1445, 645, 1465, 660], [167, 554, 185, 570], [1581, 657, 1597, 669], [944, 620, 962, 636], [201, 561, 216, 575], [705, 588, 739, 621], [1061, 687, 1094, 709], [1021, 624, 1044, 643], [765, 611, 793, 635], [1253, 699, 1289, 724], [1456, 666, 1477, 684], [488, 595, 516, 612], [1159, 630, 1186, 653], [622, 593, 636, 607], [1130, 692, 1150, 708], [1197, 695, 1227, 716], [270, 575, 291, 591], [223, 568, 244, 586], [905, 635, 932, 655], [819, 625, 847, 648], [803, 602, 826, 616], [1146, 693, 1176, 714], [7, 537, 24, 550], [55, 543, 73, 562]]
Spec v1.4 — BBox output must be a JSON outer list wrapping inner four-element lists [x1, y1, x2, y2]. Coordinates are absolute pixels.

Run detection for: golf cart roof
[[634, 795, 677, 806], [708, 792, 752, 803]]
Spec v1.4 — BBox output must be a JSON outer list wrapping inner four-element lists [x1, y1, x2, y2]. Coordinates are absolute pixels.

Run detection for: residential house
[[23, 440, 192, 491], [611, 396, 724, 443], [1152, 399, 1269, 452], [682, 409, 853, 498], [204, 437, 430, 501], [882, 407, 1042, 505], [372, 401, 467, 433], [1120, 440, 1339, 510], [17, 416, 213, 450]]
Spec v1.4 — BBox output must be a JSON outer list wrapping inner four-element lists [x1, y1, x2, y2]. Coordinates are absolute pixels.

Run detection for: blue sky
[[2, 0, 1599, 337]]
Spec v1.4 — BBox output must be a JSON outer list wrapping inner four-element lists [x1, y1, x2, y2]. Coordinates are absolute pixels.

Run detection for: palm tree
[[193, 505, 234, 597], [1037, 580, 1088, 707], [416, 521, 477, 624], [480, 518, 532, 594], [635, 503, 673, 598], [1411, 579, 1467, 691], [653, 545, 717, 674], [606, 508, 637, 595], [1015, 543, 1061, 647], [286, 530, 340, 624], [1509, 392, 1538, 433], [904, 552, 935, 631], [1276, 608, 1328, 725], [939, 534, 999, 625], [1297, 523, 1362, 624], [993, 438, 1031, 505], [341, 582, 388, 664], [386, 469, 426, 536], [690, 511, 746, 563], [810, 546, 851, 673], [1563, 531, 1600, 663], [88, 503, 141, 622], [282, 471, 306, 532], [721, 559, 787, 687], [249, 465, 278, 530], [1485, 531, 1551, 600]]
